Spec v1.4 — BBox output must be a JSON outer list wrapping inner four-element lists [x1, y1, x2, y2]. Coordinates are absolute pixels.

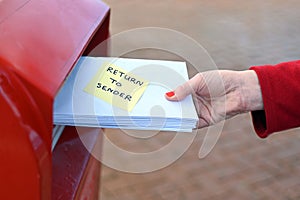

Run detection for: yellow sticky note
[[84, 62, 149, 111]]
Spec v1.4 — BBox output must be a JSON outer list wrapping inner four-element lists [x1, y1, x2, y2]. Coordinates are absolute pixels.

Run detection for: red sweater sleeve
[[250, 60, 300, 138]]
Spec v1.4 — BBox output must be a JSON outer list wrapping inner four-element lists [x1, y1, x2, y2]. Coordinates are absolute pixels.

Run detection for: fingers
[[165, 73, 204, 101], [197, 118, 210, 128]]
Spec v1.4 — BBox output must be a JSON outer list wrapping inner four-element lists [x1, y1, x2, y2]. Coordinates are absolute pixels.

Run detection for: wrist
[[239, 70, 264, 112]]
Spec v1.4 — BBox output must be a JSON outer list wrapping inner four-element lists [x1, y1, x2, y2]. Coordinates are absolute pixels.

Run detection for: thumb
[[165, 73, 202, 101]]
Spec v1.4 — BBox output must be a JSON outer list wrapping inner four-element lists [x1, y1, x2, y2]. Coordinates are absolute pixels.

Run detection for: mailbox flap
[[0, 0, 110, 149], [0, 0, 110, 98]]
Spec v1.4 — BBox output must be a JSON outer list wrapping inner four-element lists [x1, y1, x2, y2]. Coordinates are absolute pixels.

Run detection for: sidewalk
[[99, 0, 300, 199]]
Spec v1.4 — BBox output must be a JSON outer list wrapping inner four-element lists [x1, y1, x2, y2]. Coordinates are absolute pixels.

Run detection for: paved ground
[[98, 0, 300, 199]]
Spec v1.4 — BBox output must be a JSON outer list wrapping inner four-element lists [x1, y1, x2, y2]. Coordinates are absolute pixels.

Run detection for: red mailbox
[[0, 0, 110, 199]]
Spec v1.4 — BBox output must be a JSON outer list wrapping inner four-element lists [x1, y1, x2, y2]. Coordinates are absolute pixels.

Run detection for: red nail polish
[[166, 91, 175, 97]]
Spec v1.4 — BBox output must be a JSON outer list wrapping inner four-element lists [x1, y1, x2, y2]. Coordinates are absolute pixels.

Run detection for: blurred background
[[99, 0, 300, 199]]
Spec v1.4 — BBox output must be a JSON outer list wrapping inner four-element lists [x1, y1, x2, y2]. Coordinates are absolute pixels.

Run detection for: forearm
[[250, 60, 300, 137]]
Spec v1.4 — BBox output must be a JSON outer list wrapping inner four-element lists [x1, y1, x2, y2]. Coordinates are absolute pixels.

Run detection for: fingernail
[[165, 91, 175, 97]]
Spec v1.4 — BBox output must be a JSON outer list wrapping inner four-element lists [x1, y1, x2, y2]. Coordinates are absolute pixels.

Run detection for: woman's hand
[[165, 70, 263, 128]]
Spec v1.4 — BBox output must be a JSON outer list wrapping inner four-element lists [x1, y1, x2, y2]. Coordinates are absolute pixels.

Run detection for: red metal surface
[[52, 127, 103, 200], [0, 0, 110, 199], [0, 0, 110, 145], [76, 154, 101, 200], [0, 67, 51, 200]]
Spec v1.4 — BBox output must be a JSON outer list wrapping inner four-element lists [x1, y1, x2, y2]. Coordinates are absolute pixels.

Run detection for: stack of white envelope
[[53, 57, 198, 132]]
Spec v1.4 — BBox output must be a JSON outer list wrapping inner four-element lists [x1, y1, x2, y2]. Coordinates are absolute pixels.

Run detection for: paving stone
[[99, 0, 300, 199]]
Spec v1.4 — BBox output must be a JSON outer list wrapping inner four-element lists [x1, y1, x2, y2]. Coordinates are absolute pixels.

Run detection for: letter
[[124, 95, 132, 101], [116, 82, 122, 87], [107, 66, 113, 73], [102, 85, 107, 91], [136, 80, 144, 86], [110, 77, 117, 84], [107, 88, 114, 93], [97, 82, 101, 88], [119, 71, 125, 78], [130, 77, 136, 84], [119, 93, 125, 98], [113, 90, 119, 95], [124, 74, 130, 81], [113, 69, 118, 75]]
